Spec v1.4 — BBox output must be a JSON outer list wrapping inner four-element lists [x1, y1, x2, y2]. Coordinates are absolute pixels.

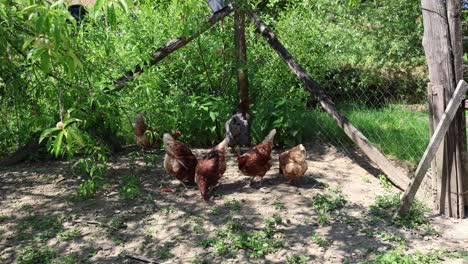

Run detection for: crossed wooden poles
[[113, 4, 467, 219]]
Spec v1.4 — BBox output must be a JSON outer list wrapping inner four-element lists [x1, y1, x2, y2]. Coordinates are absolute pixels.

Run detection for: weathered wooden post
[[421, 0, 467, 218], [234, 9, 249, 105]]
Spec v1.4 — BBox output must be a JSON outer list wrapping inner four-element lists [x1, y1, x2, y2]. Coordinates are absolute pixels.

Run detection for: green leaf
[[117, 0, 128, 12], [53, 131, 64, 157], [94, 0, 105, 13], [40, 52, 50, 73], [39, 127, 61, 143], [209, 111, 218, 122], [62, 118, 82, 128], [67, 127, 85, 147], [22, 37, 36, 50]]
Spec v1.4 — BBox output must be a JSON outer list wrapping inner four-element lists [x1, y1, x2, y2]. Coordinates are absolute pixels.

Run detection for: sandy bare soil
[[0, 144, 467, 263]]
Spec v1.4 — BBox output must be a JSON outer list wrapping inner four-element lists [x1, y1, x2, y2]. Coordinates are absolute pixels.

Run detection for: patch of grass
[[311, 233, 332, 248], [272, 199, 285, 210], [191, 216, 204, 234], [369, 192, 429, 229], [119, 175, 141, 200], [143, 154, 159, 167], [17, 214, 65, 242], [286, 254, 310, 264], [344, 104, 429, 166], [224, 199, 242, 212], [0, 213, 7, 222], [156, 242, 175, 260], [145, 193, 154, 205], [376, 231, 405, 247], [361, 176, 371, 183], [16, 245, 57, 264], [51, 252, 81, 264], [191, 257, 209, 264], [311, 193, 346, 226], [58, 228, 81, 241], [357, 250, 441, 264], [202, 216, 283, 259], [161, 207, 176, 215], [109, 216, 127, 230]]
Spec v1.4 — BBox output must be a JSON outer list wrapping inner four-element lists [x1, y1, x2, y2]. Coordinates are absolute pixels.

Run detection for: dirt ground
[[0, 144, 467, 263]]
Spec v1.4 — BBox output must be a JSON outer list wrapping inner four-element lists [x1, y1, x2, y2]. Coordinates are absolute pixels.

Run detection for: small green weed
[[192, 257, 209, 264], [376, 231, 405, 247], [58, 228, 81, 241], [109, 216, 127, 230], [156, 242, 175, 260], [311, 233, 332, 248], [224, 199, 242, 212], [202, 216, 283, 258], [369, 192, 429, 229], [17, 214, 64, 242], [286, 254, 310, 264], [119, 175, 141, 200], [51, 252, 81, 264], [311, 193, 346, 225], [16, 245, 57, 264], [272, 199, 285, 210]]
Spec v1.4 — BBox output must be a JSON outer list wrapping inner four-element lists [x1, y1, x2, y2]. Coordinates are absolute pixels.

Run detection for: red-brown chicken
[[279, 144, 308, 184], [195, 137, 229, 201], [133, 113, 158, 149], [163, 133, 198, 186], [237, 129, 276, 186]]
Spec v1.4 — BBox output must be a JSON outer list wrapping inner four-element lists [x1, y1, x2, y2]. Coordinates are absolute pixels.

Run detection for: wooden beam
[[112, 4, 237, 92], [247, 11, 410, 190], [394, 80, 468, 218]]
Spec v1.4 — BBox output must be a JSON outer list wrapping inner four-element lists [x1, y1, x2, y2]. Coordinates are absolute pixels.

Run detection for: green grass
[[311, 233, 332, 248], [119, 175, 141, 200], [357, 249, 468, 264], [17, 214, 65, 242], [311, 192, 347, 226], [201, 216, 283, 259], [58, 228, 81, 241], [303, 104, 431, 166]]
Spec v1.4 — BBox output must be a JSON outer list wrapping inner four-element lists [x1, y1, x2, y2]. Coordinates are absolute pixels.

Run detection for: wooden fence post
[[422, 0, 467, 218]]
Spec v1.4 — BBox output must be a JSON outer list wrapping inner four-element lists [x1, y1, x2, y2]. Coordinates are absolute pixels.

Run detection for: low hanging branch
[[247, 11, 410, 189], [113, 4, 237, 92], [394, 80, 468, 218]]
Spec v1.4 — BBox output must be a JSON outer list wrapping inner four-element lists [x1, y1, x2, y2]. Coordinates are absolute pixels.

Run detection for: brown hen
[[279, 144, 308, 184], [195, 137, 229, 201], [163, 133, 198, 186], [237, 129, 276, 186], [133, 113, 158, 149]]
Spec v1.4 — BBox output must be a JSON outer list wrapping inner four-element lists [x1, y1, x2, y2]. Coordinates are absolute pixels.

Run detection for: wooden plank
[[112, 4, 237, 91], [394, 80, 468, 217], [447, 0, 466, 218], [247, 11, 410, 190]]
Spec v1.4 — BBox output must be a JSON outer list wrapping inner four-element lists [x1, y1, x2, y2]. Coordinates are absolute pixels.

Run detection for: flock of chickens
[[133, 100, 308, 201]]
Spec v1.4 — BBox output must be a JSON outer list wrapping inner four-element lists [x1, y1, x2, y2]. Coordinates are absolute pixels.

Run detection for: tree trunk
[[234, 10, 249, 104]]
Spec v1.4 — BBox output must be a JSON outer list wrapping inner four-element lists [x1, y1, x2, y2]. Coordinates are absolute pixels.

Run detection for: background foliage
[[0, 0, 443, 167]]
